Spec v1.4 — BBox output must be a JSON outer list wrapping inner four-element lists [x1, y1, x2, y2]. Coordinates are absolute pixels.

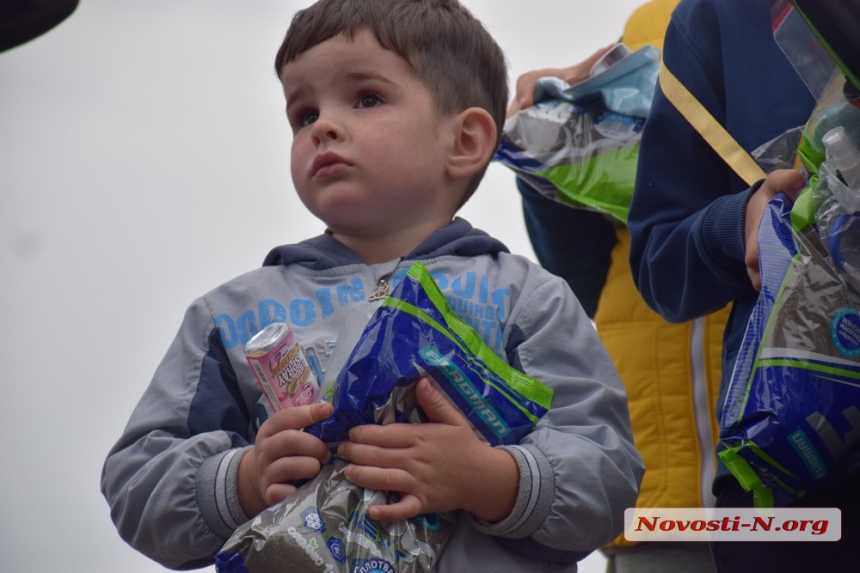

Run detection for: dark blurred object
[[792, 0, 860, 92], [845, 80, 860, 108], [1, 0, 79, 52]]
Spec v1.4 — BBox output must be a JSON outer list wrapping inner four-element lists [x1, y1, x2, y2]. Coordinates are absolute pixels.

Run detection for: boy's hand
[[338, 378, 519, 523], [744, 169, 806, 291], [505, 44, 616, 118], [238, 402, 333, 517]]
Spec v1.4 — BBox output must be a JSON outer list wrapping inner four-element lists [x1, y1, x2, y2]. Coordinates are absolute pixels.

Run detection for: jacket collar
[[261, 217, 509, 270]]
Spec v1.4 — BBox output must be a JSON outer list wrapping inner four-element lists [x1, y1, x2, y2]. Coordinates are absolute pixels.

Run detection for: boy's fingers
[[261, 402, 333, 436], [344, 423, 416, 449], [309, 401, 334, 421], [367, 494, 423, 523], [508, 67, 561, 117], [777, 170, 806, 201], [344, 464, 412, 491], [416, 378, 468, 427], [264, 483, 297, 507], [266, 454, 327, 482], [510, 43, 617, 118]]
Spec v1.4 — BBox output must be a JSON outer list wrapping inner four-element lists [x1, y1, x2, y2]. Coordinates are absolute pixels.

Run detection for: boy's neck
[[331, 218, 453, 264]]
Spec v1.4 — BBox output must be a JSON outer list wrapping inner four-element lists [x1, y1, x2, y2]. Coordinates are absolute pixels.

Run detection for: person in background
[[508, 1, 724, 571], [101, 0, 643, 570], [628, 0, 860, 570]]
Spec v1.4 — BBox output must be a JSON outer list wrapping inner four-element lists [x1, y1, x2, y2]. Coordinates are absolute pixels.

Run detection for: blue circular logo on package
[[301, 507, 325, 533], [352, 558, 395, 573], [831, 307, 860, 357], [327, 537, 346, 564]]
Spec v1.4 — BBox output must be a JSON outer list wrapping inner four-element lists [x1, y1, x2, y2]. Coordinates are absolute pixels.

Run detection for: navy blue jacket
[[628, 0, 816, 437]]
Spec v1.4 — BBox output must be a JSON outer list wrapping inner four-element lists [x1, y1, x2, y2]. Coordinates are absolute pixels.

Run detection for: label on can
[[244, 322, 320, 410]]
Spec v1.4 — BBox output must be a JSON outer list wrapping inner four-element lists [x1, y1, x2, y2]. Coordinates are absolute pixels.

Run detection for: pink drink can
[[244, 322, 320, 411]]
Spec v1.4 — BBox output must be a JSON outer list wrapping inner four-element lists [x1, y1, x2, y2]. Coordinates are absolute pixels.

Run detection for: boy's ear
[[446, 107, 497, 180]]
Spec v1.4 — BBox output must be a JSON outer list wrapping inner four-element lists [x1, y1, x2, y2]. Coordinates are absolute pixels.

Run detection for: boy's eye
[[298, 109, 319, 127], [357, 93, 382, 108]]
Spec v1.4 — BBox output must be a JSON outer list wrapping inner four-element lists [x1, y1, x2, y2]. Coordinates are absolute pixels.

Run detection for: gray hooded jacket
[[101, 219, 643, 571]]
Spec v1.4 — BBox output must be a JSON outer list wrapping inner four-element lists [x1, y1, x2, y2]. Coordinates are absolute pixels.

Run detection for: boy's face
[[281, 29, 460, 242]]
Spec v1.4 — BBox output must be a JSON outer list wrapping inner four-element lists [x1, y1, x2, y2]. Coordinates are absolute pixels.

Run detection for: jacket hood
[[261, 218, 509, 270]]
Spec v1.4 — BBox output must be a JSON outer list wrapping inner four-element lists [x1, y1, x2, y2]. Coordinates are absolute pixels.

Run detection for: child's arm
[[101, 298, 252, 568], [481, 273, 643, 560], [101, 297, 329, 569], [338, 378, 520, 523]]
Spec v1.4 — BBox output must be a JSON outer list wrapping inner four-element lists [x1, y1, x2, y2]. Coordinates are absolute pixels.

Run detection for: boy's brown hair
[[274, 0, 508, 203]]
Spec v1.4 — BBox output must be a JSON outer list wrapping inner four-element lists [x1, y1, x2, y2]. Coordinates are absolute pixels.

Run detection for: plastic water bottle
[[823, 126, 860, 192], [822, 127, 860, 296]]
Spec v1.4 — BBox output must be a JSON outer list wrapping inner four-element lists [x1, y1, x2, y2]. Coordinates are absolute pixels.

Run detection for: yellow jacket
[[596, 231, 729, 549], [596, 0, 730, 549], [621, 0, 679, 53]]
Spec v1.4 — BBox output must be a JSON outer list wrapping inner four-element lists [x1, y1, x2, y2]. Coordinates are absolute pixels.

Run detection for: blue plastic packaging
[[720, 193, 860, 507], [216, 261, 553, 572], [307, 260, 552, 447]]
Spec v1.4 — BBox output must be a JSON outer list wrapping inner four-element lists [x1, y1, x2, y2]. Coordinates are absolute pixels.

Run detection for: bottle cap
[[823, 126, 860, 189]]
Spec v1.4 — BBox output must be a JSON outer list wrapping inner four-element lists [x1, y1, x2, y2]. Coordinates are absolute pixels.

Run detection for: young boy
[[101, 1, 643, 571]]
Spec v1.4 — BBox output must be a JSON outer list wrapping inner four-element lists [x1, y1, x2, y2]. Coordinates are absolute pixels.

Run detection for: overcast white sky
[[1, 1, 647, 571]]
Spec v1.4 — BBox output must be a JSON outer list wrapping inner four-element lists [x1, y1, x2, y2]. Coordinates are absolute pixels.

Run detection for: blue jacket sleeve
[[627, 0, 816, 324], [517, 177, 616, 319]]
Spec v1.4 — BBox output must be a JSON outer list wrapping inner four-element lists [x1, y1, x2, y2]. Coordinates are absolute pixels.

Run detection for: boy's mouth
[[312, 152, 351, 177]]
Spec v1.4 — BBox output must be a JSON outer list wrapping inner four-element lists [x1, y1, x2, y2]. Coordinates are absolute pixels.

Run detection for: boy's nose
[[311, 113, 342, 145]]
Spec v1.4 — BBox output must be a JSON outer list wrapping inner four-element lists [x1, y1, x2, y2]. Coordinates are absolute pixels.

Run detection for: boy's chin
[[320, 215, 379, 237]]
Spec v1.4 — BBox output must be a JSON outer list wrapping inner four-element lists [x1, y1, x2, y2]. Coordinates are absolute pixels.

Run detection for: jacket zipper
[[368, 273, 393, 301], [691, 316, 717, 507], [368, 258, 405, 302]]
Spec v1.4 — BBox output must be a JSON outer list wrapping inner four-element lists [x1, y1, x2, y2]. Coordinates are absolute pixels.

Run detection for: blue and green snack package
[[307, 260, 553, 447], [719, 189, 860, 508], [216, 261, 552, 572], [492, 45, 660, 224]]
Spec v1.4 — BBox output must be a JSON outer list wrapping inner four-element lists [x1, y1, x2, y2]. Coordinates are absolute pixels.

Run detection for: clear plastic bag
[[816, 161, 860, 299], [216, 458, 456, 573]]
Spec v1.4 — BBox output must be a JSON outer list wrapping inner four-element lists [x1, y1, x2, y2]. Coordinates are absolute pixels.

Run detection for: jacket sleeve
[[627, 0, 820, 325], [100, 297, 254, 570], [626, 9, 756, 325], [517, 176, 617, 319], [473, 276, 644, 559]]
